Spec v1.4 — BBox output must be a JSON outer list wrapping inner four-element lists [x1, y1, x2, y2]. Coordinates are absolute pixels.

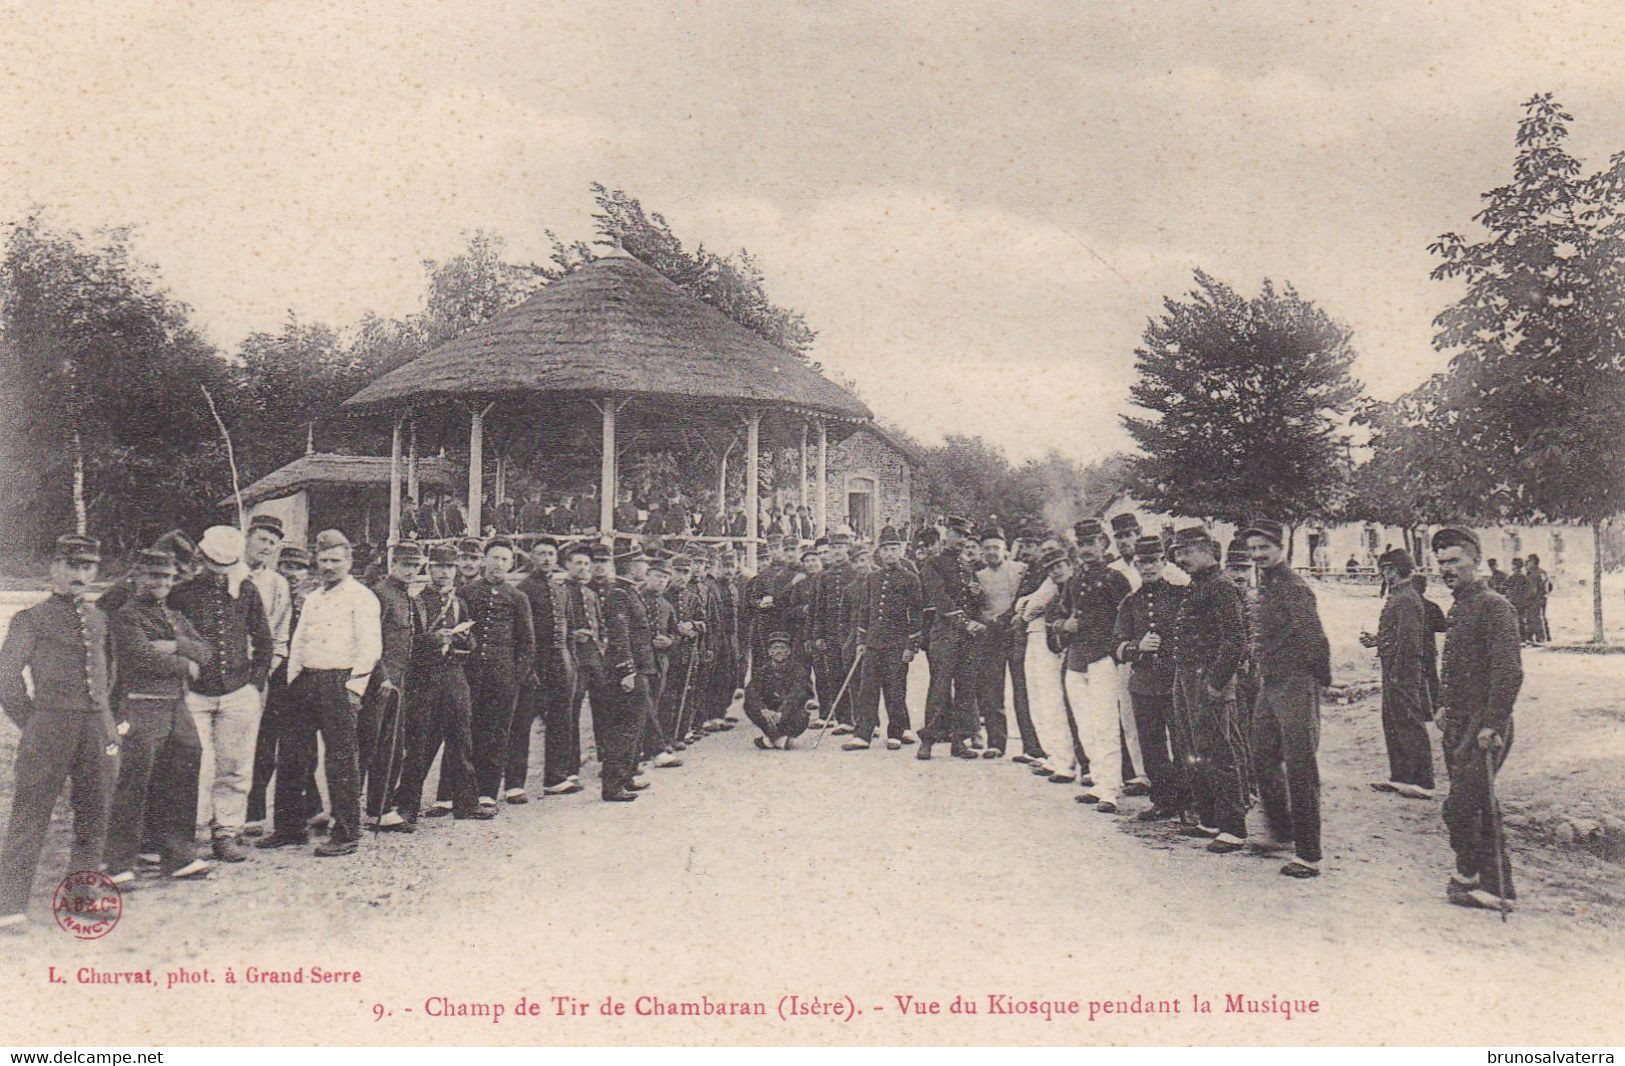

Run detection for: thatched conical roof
[[343, 255, 870, 421], [225, 453, 455, 507]]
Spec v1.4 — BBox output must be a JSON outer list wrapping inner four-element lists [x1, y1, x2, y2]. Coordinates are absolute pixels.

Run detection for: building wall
[[824, 427, 913, 539]]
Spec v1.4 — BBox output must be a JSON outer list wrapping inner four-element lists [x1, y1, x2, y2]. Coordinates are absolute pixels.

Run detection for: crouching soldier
[[745, 632, 815, 750]]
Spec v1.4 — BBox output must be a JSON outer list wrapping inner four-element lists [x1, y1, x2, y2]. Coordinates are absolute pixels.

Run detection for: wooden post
[[816, 417, 828, 537], [407, 417, 419, 501], [600, 398, 617, 534], [387, 415, 403, 551], [799, 421, 809, 516], [467, 405, 484, 536], [745, 411, 761, 572]]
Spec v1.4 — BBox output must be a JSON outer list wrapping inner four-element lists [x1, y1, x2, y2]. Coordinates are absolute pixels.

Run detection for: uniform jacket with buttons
[[1255, 563, 1332, 685], [1169, 566, 1246, 689], [1059, 561, 1132, 670], [0, 594, 115, 725], [168, 573, 273, 696], [111, 593, 208, 701], [518, 569, 570, 682], [411, 585, 476, 677], [1440, 579, 1523, 736], [851, 563, 924, 653], [920, 551, 980, 636], [372, 575, 422, 689], [462, 576, 535, 675], [1112, 579, 1186, 695], [603, 577, 657, 678]]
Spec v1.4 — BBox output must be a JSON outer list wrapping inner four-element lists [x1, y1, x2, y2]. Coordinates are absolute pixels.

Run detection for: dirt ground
[[0, 582, 1621, 1046]]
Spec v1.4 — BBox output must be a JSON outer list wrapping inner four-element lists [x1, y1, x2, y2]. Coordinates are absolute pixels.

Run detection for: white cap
[[198, 525, 245, 566]]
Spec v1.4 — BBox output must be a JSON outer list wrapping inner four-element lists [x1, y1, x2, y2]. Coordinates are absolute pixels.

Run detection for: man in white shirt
[[260, 529, 381, 857], [240, 514, 291, 837], [972, 530, 1027, 759]]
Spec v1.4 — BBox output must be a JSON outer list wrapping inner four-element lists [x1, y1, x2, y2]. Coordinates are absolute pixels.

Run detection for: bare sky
[[5, 0, 1625, 461]]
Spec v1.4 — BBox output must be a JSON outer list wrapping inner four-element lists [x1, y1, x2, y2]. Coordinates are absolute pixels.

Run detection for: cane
[[672, 646, 701, 745], [1483, 738, 1511, 922], [810, 647, 866, 750]]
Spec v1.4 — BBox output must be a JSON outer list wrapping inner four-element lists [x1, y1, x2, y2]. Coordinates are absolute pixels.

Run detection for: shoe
[[654, 751, 682, 767], [626, 779, 651, 792], [1396, 783, 1437, 800], [504, 788, 530, 805], [241, 821, 266, 838], [168, 859, 211, 880], [1369, 780, 1399, 793], [1178, 824, 1219, 838], [108, 870, 135, 886], [378, 810, 406, 828], [1095, 801, 1119, 814], [1123, 780, 1151, 797], [831, 724, 854, 736], [1280, 859, 1321, 878], [542, 780, 585, 795], [454, 808, 497, 820], [901, 731, 918, 746], [0, 913, 27, 934], [255, 832, 308, 849], [602, 790, 639, 802], [982, 748, 1003, 760], [377, 819, 416, 834], [1205, 835, 1245, 854], [1446, 875, 1479, 902], [1079, 775, 1094, 788], [1248, 836, 1292, 855], [212, 837, 248, 863], [1460, 888, 1514, 912], [306, 812, 332, 831], [886, 738, 903, 751], [1047, 773, 1076, 784], [478, 796, 497, 808], [754, 736, 774, 750], [1136, 806, 1181, 823], [423, 804, 454, 818], [809, 718, 828, 728], [138, 852, 161, 867], [1075, 792, 1099, 804], [672, 741, 687, 751], [1031, 763, 1054, 776], [842, 738, 871, 751], [1012, 753, 1034, 765], [951, 741, 978, 760], [314, 839, 359, 857], [916, 745, 933, 761]]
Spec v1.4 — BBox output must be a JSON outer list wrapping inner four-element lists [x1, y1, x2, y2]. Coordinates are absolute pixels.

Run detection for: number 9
[[372, 1003, 386, 1021]]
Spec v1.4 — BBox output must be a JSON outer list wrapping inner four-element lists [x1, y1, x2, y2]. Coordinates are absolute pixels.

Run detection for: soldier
[[660, 553, 709, 748], [363, 542, 426, 830], [246, 545, 322, 835], [453, 537, 483, 587], [918, 516, 983, 760], [1525, 553, 1551, 644], [243, 514, 293, 683], [638, 553, 682, 768], [390, 544, 488, 824], [105, 549, 211, 884], [1241, 520, 1332, 878], [168, 526, 274, 864], [461, 537, 535, 812], [1113, 535, 1189, 822], [1413, 572, 1448, 710], [504, 538, 567, 802], [810, 534, 855, 729], [1014, 545, 1072, 779], [971, 529, 1026, 761], [540, 544, 603, 796], [746, 632, 816, 750], [1004, 531, 1050, 765], [710, 546, 746, 727], [1432, 526, 1523, 912], [268, 530, 381, 857], [0, 535, 121, 931], [1361, 548, 1435, 799], [1224, 537, 1261, 802], [692, 551, 728, 734], [1057, 520, 1133, 809], [598, 547, 655, 802], [1167, 526, 1249, 853], [843, 527, 923, 751]]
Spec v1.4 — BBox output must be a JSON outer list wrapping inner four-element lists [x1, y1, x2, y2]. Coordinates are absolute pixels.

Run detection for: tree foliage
[[1122, 271, 1364, 525]]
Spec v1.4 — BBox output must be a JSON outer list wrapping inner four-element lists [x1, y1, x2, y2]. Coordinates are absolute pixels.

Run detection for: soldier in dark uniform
[[691, 551, 727, 734], [711, 547, 746, 726], [1167, 525, 1249, 853], [460, 537, 535, 810], [597, 548, 655, 801], [362, 542, 425, 829], [810, 534, 856, 729], [917, 516, 984, 759], [1057, 519, 1133, 806], [1361, 548, 1435, 799], [0, 535, 120, 931], [392, 544, 488, 823], [745, 534, 797, 671], [505, 538, 566, 803], [247, 545, 322, 833], [660, 553, 709, 748], [638, 553, 682, 768], [844, 527, 923, 751], [453, 538, 483, 588], [1224, 537, 1261, 802], [746, 632, 815, 750], [541, 544, 603, 796], [1113, 535, 1189, 821], [1433, 526, 1523, 912]]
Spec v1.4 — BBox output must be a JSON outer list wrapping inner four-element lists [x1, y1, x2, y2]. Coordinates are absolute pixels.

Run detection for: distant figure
[[1525, 553, 1551, 644], [1345, 555, 1360, 577]]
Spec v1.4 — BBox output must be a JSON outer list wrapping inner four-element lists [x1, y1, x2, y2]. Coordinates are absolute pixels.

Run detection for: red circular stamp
[[52, 871, 122, 940]]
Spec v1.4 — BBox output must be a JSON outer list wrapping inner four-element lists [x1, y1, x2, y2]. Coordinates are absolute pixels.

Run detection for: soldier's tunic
[[461, 576, 535, 802], [599, 577, 654, 797], [850, 562, 923, 742], [360, 574, 420, 817], [639, 584, 678, 759], [1169, 565, 1248, 839], [1058, 561, 1132, 799], [693, 575, 723, 723], [506, 569, 569, 793], [1251, 562, 1332, 864], [745, 562, 795, 668], [1112, 577, 1189, 814], [543, 578, 603, 789], [248, 585, 320, 826], [0, 595, 119, 916], [744, 651, 814, 741], [659, 582, 707, 742], [395, 585, 479, 818], [1440, 578, 1523, 898], [709, 571, 744, 708], [919, 551, 982, 744], [1377, 580, 1434, 790], [811, 561, 855, 724]]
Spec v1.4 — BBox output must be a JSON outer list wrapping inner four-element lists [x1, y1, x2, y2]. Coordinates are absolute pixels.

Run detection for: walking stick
[[810, 647, 866, 750], [1483, 738, 1511, 922], [672, 644, 701, 745]]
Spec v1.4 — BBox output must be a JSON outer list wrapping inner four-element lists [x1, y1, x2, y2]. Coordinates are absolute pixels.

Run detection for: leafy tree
[[418, 230, 547, 346], [1122, 270, 1365, 544], [1429, 93, 1625, 641]]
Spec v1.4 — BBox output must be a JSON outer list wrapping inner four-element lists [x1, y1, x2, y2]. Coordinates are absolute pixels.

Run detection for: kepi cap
[[1239, 519, 1286, 547], [1109, 514, 1140, 535], [1431, 527, 1481, 555], [247, 514, 285, 538], [53, 533, 101, 564]]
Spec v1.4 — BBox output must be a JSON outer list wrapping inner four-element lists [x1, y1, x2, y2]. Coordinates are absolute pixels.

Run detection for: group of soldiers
[[0, 501, 1526, 932], [1485, 556, 1552, 645]]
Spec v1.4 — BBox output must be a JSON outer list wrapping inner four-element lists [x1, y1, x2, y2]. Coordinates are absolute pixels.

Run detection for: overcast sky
[[6, 0, 1625, 462]]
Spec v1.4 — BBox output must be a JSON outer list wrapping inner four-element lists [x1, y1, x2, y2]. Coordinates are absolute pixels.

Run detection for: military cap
[[530, 536, 559, 551], [800, 548, 820, 562], [945, 515, 972, 534], [614, 546, 646, 565], [980, 527, 1007, 545], [1224, 538, 1251, 568], [427, 544, 458, 565], [198, 525, 245, 566], [1170, 524, 1214, 549], [814, 536, 829, 549], [915, 527, 939, 547], [393, 541, 426, 564], [53, 533, 101, 563], [1431, 527, 1480, 555], [852, 544, 874, 559], [314, 528, 351, 552], [1378, 547, 1414, 571], [589, 543, 612, 562], [483, 536, 515, 555], [776, 534, 799, 548], [278, 545, 312, 568], [646, 553, 671, 574], [1239, 519, 1286, 547], [1037, 546, 1070, 571], [828, 532, 852, 547], [1132, 534, 1165, 558], [247, 514, 285, 538], [456, 537, 483, 558], [669, 552, 693, 571], [766, 631, 794, 646], [878, 526, 905, 547], [1110, 513, 1141, 535], [1073, 518, 1105, 541], [132, 547, 176, 574], [152, 530, 198, 565]]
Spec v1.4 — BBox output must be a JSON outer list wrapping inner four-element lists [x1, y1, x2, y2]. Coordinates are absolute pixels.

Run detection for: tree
[[1430, 94, 1625, 642], [1122, 271, 1364, 540], [545, 183, 818, 356], [418, 230, 547, 346]]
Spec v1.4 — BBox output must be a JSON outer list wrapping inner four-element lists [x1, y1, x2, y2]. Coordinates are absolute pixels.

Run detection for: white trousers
[[1025, 629, 1075, 775], [1064, 664, 1122, 802], [1116, 662, 1147, 782], [187, 683, 264, 837]]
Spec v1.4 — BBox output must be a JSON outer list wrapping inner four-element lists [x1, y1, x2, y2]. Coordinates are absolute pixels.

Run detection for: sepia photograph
[[0, 0, 1622, 1050]]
